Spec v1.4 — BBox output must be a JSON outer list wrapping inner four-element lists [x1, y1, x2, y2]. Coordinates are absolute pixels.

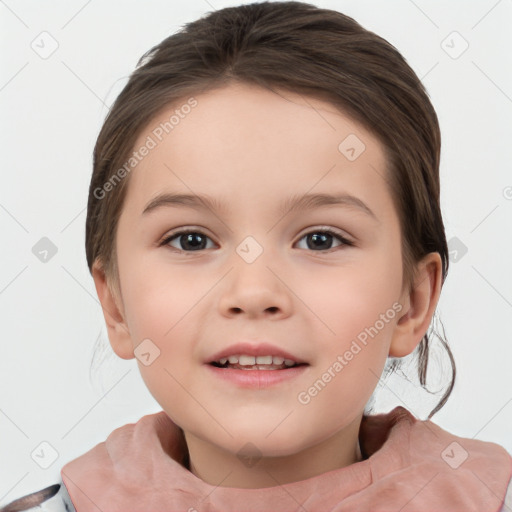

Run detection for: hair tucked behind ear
[[86, 1, 455, 419]]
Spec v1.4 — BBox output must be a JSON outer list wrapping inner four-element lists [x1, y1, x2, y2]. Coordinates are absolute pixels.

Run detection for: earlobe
[[91, 260, 135, 360], [389, 252, 443, 358]]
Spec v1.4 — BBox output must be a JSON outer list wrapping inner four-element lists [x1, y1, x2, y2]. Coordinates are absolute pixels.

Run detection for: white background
[[1, 0, 511, 505]]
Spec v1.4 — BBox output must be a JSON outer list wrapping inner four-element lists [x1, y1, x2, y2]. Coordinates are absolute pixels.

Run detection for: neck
[[184, 415, 364, 489]]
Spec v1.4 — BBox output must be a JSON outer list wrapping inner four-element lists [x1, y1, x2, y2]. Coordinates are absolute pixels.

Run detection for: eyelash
[[159, 227, 354, 254]]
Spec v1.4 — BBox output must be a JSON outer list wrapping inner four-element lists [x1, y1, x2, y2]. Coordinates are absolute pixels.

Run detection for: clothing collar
[[61, 406, 512, 511]]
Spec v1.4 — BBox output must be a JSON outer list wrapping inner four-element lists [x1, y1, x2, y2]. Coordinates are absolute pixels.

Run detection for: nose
[[217, 252, 293, 320]]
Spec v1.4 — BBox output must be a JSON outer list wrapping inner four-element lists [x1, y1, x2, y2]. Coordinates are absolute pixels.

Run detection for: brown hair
[[0, 484, 61, 512], [85, 0, 455, 419]]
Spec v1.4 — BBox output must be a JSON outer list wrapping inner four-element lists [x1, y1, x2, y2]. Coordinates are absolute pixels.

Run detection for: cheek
[[302, 258, 401, 349], [120, 265, 204, 414], [120, 254, 204, 343]]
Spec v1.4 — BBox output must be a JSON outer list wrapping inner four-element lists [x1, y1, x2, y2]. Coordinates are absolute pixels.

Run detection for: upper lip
[[207, 342, 308, 364]]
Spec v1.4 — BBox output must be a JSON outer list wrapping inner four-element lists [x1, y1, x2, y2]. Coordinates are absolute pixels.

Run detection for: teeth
[[216, 355, 298, 366], [239, 355, 256, 365]]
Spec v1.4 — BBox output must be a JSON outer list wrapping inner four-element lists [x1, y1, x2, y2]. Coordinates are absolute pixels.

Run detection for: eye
[[295, 228, 354, 252], [160, 227, 354, 253], [160, 229, 216, 252]]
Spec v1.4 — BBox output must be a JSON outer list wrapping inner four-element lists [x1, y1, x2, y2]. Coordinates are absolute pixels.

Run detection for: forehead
[[124, 82, 393, 220]]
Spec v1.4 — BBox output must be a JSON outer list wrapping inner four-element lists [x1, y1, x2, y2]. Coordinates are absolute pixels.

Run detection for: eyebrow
[[142, 192, 377, 220]]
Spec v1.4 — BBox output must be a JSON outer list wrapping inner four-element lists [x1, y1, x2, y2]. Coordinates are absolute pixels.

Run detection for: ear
[[389, 252, 443, 358], [91, 260, 135, 360]]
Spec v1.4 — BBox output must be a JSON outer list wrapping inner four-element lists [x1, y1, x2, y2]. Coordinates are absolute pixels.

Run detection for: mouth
[[206, 353, 309, 388], [209, 354, 308, 371]]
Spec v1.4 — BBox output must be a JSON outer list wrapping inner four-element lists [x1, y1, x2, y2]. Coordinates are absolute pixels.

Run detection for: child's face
[[106, 82, 414, 458]]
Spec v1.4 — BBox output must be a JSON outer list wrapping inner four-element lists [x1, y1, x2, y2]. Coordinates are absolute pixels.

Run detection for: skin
[[92, 82, 442, 489]]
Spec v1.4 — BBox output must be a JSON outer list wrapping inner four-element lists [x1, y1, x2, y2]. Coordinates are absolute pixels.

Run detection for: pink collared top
[[61, 406, 512, 511]]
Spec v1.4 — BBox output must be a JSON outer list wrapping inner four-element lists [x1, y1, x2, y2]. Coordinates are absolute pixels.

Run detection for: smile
[[206, 364, 308, 388], [210, 354, 303, 370]]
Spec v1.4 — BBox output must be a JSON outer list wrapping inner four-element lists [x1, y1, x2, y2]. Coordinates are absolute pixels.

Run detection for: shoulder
[[0, 481, 75, 512]]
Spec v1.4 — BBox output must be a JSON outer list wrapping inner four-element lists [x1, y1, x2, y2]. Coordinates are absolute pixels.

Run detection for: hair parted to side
[[85, 0, 455, 419]]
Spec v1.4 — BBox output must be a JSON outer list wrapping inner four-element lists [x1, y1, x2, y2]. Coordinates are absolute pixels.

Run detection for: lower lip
[[205, 364, 309, 388]]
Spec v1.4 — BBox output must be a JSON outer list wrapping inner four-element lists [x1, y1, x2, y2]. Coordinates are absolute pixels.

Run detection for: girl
[[3, 1, 511, 510]]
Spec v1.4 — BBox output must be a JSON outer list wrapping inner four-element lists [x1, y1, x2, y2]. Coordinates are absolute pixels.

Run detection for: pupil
[[309, 233, 331, 250], [182, 233, 206, 251]]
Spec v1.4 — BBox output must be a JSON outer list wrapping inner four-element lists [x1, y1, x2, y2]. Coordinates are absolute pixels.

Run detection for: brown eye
[[162, 230, 215, 252], [295, 229, 353, 252]]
